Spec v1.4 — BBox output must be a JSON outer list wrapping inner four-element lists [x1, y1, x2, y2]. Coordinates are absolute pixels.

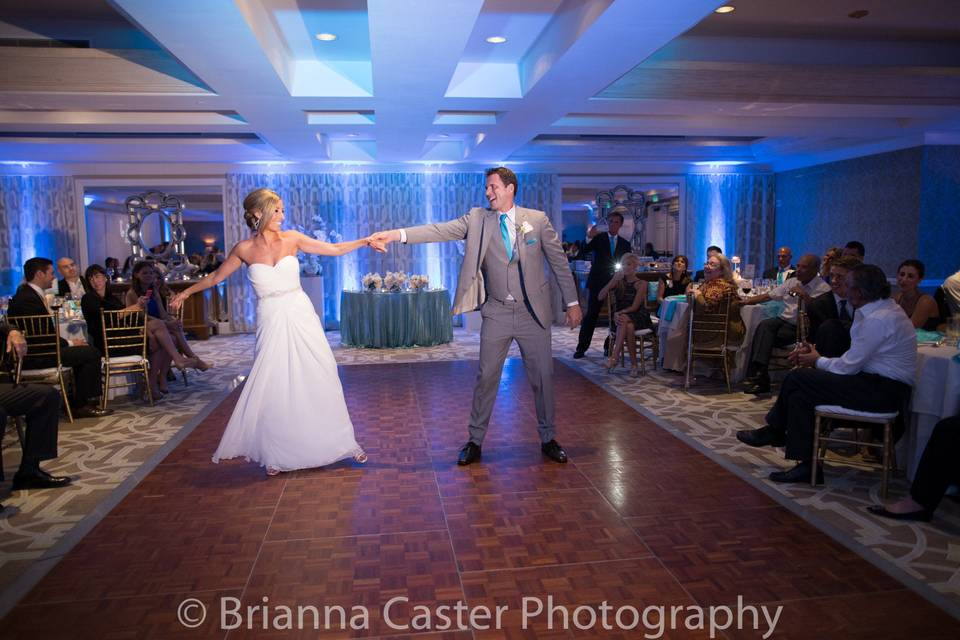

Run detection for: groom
[[374, 167, 582, 465]]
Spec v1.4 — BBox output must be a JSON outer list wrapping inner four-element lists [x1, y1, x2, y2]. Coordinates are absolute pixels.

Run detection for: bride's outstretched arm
[[293, 231, 385, 256], [169, 249, 244, 311]]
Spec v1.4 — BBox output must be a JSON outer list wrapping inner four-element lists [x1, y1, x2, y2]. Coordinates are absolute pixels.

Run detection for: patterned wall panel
[[224, 172, 558, 332], [684, 174, 776, 274], [775, 148, 923, 278], [919, 146, 960, 281], [0, 176, 80, 294]]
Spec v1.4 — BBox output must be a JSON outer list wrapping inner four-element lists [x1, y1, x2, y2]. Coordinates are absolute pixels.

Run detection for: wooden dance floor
[[1, 360, 957, 638]]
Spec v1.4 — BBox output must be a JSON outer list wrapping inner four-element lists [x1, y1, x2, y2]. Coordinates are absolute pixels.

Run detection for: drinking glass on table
[[946, 316, 960, 348]]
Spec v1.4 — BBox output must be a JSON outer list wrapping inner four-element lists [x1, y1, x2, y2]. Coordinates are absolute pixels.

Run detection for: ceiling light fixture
[[485, 36, 507, 44], [714, 5, 735, 13], [315, 33, 337, 41]]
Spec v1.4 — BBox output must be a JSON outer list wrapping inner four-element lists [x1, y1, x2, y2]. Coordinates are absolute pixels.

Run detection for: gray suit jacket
[[404, 206, 578, 327]]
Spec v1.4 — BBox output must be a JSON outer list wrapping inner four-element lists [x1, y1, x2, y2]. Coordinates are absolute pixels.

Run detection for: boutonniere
[[517, 221, 534, 236]]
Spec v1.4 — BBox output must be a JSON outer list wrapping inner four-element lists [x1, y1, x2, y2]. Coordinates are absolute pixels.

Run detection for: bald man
[[762, 246, 795, 285], [56, 256, 88, 298]]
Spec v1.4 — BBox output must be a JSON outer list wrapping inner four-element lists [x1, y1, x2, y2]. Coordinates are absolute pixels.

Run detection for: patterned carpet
[[1, 327, 959, 622]]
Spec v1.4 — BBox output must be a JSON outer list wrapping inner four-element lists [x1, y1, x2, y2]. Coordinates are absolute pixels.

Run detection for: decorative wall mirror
[[124, 191, 187, 261]]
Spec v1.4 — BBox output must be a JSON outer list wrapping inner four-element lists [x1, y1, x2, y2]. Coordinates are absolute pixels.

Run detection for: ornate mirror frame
[[124, 191, 187, 262]]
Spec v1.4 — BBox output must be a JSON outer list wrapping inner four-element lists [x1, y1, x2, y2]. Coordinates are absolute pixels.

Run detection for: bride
[[170, 187, 385, 475]]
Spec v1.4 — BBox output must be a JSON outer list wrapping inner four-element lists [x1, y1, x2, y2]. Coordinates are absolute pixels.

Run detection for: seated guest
[[125, 262, 211, 371], [762, 246, 795, 284], [820, 247, 842, 284], [83, 265, 197, 398], [806, 255, 861, 357], [599, 253, 653, 376], [689, 253, 745, 353], [736, 264, 916, 483], [842, 240, 865, 259], [104, 256, 120, 274], [0, 323, 73, 491], [741, 254, 831, 394], [657, 255, 691, 301], [693, 245, 722, 281], [867, 414, 960, 522], [55, 256, 88, 298], [943, 269, 960, 316], [893, 259, 940, 330], [121, 255, 137, 279], [642, 242, 659, 259], [8, 257, 110, 418]]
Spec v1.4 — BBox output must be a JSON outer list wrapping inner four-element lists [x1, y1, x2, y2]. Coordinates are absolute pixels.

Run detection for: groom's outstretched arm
[[373, 213, 471, 246]]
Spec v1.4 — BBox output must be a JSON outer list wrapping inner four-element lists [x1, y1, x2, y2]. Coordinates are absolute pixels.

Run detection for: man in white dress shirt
[[56, 256, 88, 299], [736, 264, 917, 483], [742, 253, 832, 394]]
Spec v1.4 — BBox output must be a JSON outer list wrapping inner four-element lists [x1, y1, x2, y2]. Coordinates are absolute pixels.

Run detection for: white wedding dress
[[212, 254, 364, 471]]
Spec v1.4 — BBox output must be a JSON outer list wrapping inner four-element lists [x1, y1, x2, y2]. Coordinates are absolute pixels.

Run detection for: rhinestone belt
[[259, 287, 300, 300]]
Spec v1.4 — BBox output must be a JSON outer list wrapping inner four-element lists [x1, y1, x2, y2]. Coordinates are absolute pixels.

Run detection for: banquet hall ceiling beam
[[467, 0, 720, 163], [110, 0, 324, 160]]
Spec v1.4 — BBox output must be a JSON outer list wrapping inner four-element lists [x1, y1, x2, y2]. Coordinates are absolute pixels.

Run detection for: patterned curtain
[[224, 172, 559, 331], [0, 176, 80, 295], [684, 174, 776, 276]]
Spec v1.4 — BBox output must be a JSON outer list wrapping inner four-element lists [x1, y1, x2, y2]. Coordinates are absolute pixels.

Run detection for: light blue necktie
[[499, 213, 513, 261], [609, 233, 616, 256]]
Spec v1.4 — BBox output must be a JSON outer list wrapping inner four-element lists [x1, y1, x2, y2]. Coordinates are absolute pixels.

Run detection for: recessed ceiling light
[[485, 36, 507, 44], [315, 33, 337, 41], [438, 133, 450, 138], [714, 5, 735, 13], [347, 133, 359, 138]]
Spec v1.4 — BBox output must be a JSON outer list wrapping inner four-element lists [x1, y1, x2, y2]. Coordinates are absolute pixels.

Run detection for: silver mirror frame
[[124, 191, 187, 262]]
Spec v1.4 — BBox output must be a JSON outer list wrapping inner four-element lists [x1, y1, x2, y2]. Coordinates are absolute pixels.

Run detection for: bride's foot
[[353, 452, 368, 464], [266, 466, 282, 476]]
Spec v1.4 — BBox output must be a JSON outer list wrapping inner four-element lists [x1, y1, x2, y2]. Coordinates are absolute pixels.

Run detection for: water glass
[[947, 316, 960, 347]]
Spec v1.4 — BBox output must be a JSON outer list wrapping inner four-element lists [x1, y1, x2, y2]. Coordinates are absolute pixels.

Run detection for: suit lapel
[[515, 208, 526, 265], [478, 209, 495, 265]]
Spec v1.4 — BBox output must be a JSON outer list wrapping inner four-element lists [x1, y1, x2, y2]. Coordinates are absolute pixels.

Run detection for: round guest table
[[340, 289, 453, 348]]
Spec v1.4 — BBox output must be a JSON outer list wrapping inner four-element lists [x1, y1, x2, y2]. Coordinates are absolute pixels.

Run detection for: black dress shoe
[[866, 505, 932, 522], [742, 379, 771, 395], [74, 406, 114, 419], [457, 442, 482, 466], [572, 351, 586, 359], [736, 426, 785, 448], [769, 462, 822, 484], [12, 471, 73, 490], [541, 439, 568, 463]]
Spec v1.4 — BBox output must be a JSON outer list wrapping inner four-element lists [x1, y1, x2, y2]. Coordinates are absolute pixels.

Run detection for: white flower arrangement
[[384, 271, 408, 291], [362, 272, 383, 291], [517, 221, 534, 236], [409, 274, 429, 290], [292, 210, 343, 276]]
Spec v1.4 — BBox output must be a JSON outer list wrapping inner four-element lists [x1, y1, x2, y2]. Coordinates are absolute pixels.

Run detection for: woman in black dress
[[599, 253, 653, 377], [657, 255, 691, 301]]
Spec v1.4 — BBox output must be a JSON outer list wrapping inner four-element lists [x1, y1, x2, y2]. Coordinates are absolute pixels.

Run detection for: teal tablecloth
[[340, 289, 453, 348]]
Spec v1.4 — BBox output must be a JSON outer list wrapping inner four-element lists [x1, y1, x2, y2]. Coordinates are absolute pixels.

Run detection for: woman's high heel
[[606, 357, 618, 373], [354, 452, 368, 464], [266, 466, 281, 476]]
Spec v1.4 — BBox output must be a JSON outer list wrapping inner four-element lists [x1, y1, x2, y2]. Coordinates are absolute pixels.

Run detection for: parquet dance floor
[[1, 359, 958, 638]]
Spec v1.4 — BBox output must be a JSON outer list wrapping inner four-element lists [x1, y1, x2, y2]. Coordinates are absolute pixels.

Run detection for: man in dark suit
[[693, 245, 723, 282], [806, 255, 860, 357], [573, 211, 633, 358], [762, 246, 795, 284], [7, 257, 110, 418], [55, 256, 88, 298], [1, 322, 73, 492]]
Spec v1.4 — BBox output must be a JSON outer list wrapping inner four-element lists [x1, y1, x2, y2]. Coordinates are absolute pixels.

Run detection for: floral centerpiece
[[362, 272, 383, 291], [409, 274, 429, 290], [384, 271, 408, 292]]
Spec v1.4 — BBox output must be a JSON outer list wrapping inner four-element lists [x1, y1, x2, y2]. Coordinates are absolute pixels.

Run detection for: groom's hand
[[371, 230, 400, 246], [565, 305, 583, 329]]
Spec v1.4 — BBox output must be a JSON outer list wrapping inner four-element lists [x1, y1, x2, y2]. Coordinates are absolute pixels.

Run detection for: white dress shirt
[[944, 270, 960, 316], [65, 278, 86, 298], [815, 297, 917, 386], [769, 276, 831, 323]]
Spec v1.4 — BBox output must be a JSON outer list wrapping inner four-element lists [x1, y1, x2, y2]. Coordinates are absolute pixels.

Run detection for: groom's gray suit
[[404, 206, 579, 444]]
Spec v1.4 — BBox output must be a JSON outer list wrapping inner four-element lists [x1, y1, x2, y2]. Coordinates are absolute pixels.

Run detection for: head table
[[340, 289, 453, 348]]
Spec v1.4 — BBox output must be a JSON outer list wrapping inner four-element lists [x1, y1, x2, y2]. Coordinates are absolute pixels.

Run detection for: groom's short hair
[[485, 167, 518, 195]]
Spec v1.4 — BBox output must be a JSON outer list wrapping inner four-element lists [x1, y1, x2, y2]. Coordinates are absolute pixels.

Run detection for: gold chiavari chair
[[8, 312, 74, 423], [606, 296, 658, 375], [101, 308, 153, 409], [684, 294, 735, 393]]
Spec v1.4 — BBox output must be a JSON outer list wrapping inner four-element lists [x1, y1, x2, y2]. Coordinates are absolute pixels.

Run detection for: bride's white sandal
[[266, 466, 282, 476], [353, 452, 368, 464]]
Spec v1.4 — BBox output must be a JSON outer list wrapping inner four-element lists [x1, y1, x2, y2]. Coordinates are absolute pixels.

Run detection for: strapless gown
[[212, 254, 364, 470]]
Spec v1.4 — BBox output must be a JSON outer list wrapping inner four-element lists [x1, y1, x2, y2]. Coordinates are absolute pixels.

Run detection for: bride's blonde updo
[[242, 188, 281, 234]]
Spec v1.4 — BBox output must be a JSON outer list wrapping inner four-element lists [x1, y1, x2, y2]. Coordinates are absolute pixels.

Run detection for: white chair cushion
[[104, 355, 146, 365], [636, 328, 653, 336], [815, 405, 898, 420], [19, 367, 62, 377]]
